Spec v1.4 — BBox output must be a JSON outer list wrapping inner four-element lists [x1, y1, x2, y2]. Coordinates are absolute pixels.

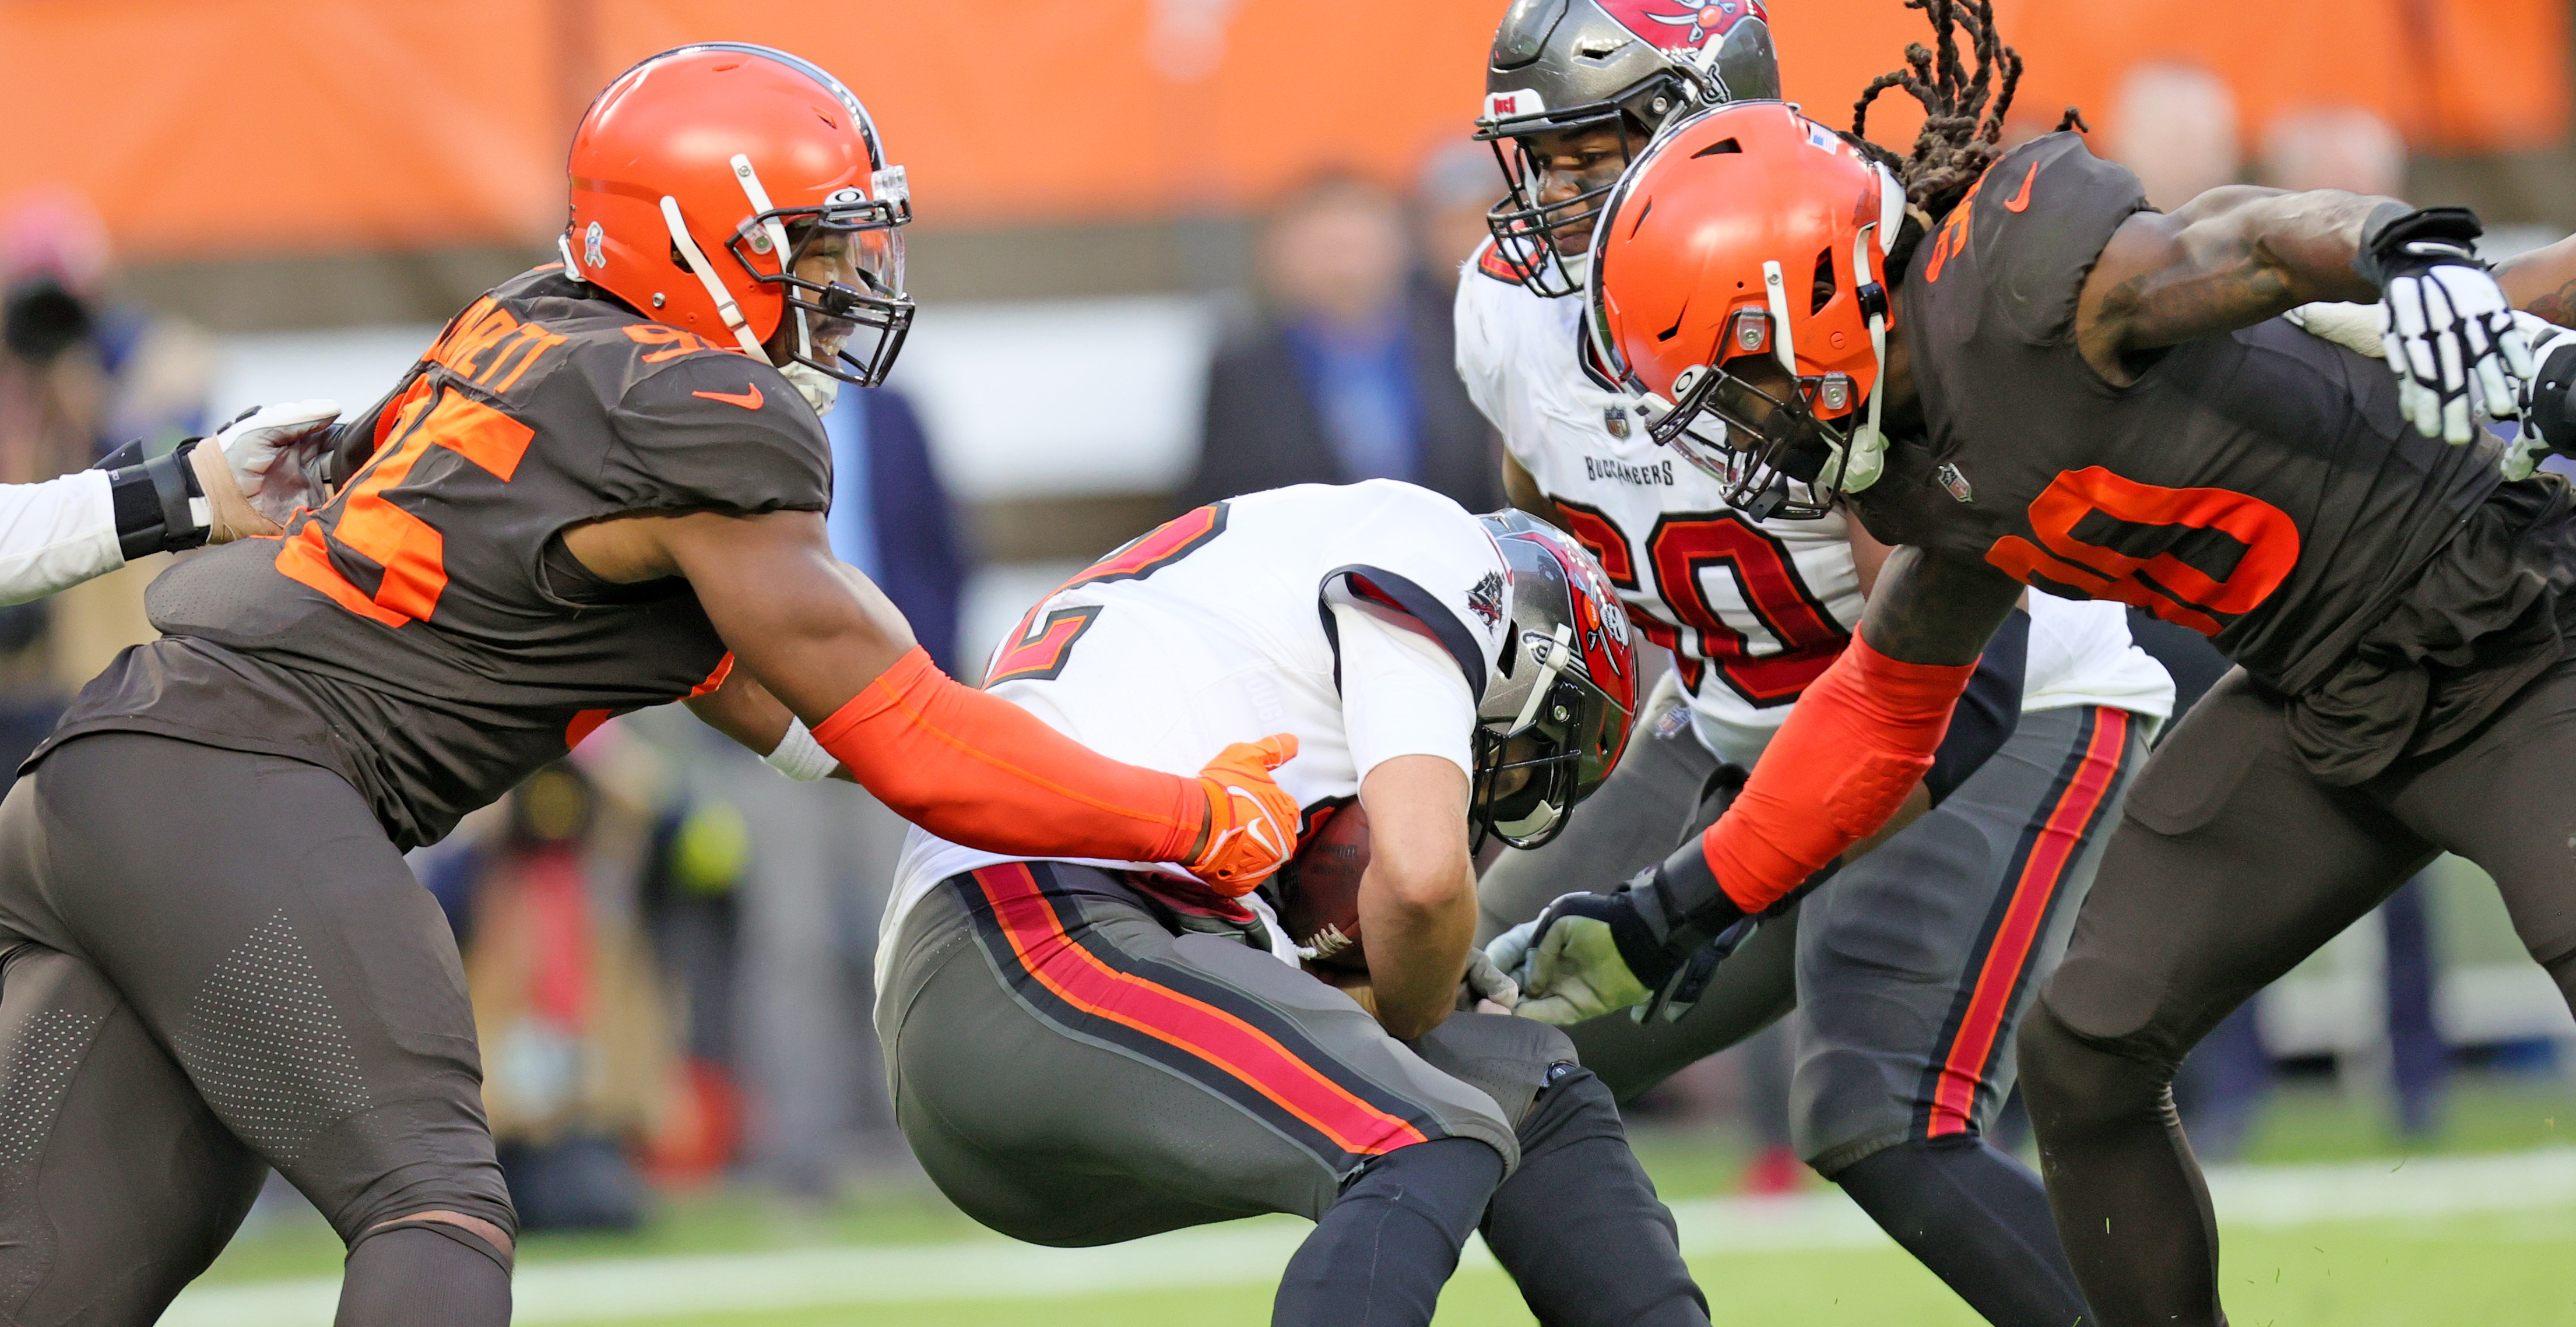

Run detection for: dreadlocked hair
[[1848, 0, 2026, 224]]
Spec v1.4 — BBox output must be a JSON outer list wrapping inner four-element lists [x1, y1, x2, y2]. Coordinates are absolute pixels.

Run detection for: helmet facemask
[[1471, 624, 1627, 851], [1612, 211, 1898, 520], [1464, 508, 1639, 853], [729, 167, 915, 390], [1479, 103, 1661, 299]]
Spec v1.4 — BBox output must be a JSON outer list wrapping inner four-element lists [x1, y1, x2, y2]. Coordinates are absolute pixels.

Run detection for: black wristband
[[2351, 204, 2484, 288], [2528, 342, 2576, 453], [1622, 840, 1748, 976], [104, 437, 212, 560]]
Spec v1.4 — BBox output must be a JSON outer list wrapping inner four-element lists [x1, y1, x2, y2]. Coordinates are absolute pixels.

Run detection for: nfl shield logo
[[1604, 406, 1629, 438], [1937, 462, 1974, 503]]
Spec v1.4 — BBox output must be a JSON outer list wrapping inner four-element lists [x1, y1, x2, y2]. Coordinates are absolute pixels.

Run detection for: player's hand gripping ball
[[1182, 735, 1301, 894], [1280, 801, 1370, 972]]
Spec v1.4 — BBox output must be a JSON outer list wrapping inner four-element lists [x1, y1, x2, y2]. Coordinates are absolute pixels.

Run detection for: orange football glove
[[1182, 735, 1301, 895]]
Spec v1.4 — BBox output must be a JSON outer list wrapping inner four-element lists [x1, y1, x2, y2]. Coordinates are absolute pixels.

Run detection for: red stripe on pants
[[968, 863, 1429, 1157], [1927, 708, 2130, 1136]]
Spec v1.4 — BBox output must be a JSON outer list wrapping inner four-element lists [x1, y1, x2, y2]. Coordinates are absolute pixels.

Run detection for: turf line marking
[[160, 1146, 2576, 1325]]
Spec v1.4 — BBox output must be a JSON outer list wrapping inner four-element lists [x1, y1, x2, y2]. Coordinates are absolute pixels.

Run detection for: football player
[[1544, 7, 2573, 1325], [0, 45, 1303, 1327], [1463, 5, 2167, 1324], [878, 480, 1709, 1327]]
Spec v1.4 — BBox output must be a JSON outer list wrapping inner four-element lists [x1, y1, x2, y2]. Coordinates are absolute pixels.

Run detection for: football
[[1278, 801, 1372, 973]]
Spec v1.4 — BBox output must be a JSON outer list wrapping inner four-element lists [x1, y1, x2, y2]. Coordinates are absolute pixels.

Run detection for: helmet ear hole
[[1811, 247, 1836, 314]]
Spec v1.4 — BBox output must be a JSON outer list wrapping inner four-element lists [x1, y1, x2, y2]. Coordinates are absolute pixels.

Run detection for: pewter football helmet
[[1476, 0, 1782, 296], [1471, 511, 1638, 849]]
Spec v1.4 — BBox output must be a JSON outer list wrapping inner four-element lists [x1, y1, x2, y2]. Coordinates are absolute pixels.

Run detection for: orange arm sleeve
[[1700, 634, 1976, 913], [812, 647, 1201, 864]]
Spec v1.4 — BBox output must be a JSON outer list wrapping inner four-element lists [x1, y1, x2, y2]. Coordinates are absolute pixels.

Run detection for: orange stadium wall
[[0, 0, 2564, 261]]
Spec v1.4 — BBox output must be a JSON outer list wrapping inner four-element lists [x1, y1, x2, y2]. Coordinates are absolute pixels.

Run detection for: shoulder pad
[[1474, 237, 1530, 287]]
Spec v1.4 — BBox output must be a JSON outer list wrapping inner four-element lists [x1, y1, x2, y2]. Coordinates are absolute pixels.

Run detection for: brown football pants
[[0, 733, 514, 1326], [2022, 663, 2576, 1327]]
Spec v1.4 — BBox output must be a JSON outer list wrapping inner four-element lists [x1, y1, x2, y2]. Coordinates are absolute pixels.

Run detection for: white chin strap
[[1509, 622, 1576, 735], [728, 154, 816, 364], [661, 195, 768, 359], [1809, 225, 1894, 496]]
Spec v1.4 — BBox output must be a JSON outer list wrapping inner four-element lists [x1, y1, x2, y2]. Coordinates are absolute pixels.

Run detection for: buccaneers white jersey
[[1454, 244, 2171, 765], [886, 480, 1510, 963], [1456, 244, 1868, 766]]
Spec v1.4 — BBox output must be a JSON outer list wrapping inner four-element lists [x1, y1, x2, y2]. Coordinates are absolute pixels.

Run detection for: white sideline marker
[[160, 1147, 2576, 1326]]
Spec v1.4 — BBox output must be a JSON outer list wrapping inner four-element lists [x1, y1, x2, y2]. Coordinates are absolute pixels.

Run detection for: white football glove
[[2368, 227, 2534, 443], [216, 399, 342, 525]]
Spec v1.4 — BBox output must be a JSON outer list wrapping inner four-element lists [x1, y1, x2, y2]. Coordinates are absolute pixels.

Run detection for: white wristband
[[762, 717, 839, 782]]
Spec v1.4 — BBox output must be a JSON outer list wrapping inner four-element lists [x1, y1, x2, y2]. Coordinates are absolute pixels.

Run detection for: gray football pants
[[1481, 684, 2147, 1174], [0, 733, 514, 1325]]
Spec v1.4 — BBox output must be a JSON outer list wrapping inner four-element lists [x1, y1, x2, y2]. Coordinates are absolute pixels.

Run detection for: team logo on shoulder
[[583, 221, 605, 270], [1467, 571, 1507, 631]]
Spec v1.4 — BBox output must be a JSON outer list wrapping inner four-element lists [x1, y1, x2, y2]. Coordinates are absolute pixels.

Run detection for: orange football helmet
[[564, 44, 912, 386], [1587, 101, 1903, 519]]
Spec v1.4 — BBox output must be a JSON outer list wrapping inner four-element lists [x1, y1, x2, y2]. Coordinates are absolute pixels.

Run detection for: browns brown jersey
[[37, 266, 831, 847], [1851, 132, 2575, 780]]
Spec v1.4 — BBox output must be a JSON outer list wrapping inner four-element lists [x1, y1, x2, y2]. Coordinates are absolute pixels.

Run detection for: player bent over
[[0, 45, 1301, 1327], [1520, 6, 2576, 1323], [878, 481, 1706, 1327]]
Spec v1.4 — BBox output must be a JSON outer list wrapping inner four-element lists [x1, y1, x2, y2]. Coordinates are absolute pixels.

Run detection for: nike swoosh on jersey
[[692, 385, 765, 410], [2003, 161, 2040, 213]]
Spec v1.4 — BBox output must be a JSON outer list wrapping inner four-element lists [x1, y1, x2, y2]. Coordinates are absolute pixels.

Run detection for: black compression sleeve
[[100, 438, 210, 559], [1924, 607, 2027, 805]]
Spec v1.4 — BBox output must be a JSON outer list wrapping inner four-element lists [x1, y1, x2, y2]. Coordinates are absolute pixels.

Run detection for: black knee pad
[[2018, 999, 2180, 1139], [348, 1217, 511, 1275]]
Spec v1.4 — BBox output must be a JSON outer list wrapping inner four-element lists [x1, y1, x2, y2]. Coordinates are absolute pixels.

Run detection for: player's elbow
[[1366, 836, 1474, 921]]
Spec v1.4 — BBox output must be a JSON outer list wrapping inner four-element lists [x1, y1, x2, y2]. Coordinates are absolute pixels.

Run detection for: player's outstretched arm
[[1354, 754, 1477, 1040], [2077, 186, 2392, 378], [1504, 548, 2022, 1023], [572, 507, 1299, 890], [2498, 232, 2576, 327], [2082, 190, 2532, 441]]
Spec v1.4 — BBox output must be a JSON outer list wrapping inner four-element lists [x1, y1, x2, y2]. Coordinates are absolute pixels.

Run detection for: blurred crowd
[[0, 58, 2556, 1227]]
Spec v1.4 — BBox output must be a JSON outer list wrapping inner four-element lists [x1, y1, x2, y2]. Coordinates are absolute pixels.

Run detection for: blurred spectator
[[421, 755, 677, 1232], [1415, 139, 1502, 294], [821, 383, 969, 672], [0, 188, 210, 779], [2108, 62, 2240, 210], [2263, 105, 2406, 198], [1180, 170, 1502, 512]]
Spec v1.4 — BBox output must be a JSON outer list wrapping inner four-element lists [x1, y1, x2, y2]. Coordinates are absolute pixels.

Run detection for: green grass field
[[175, 1073, 2576, 1326]]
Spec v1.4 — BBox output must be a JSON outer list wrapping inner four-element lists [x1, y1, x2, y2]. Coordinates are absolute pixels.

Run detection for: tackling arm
[[2076, 186, 2392, 382], [581, 508, 1299, 889]]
